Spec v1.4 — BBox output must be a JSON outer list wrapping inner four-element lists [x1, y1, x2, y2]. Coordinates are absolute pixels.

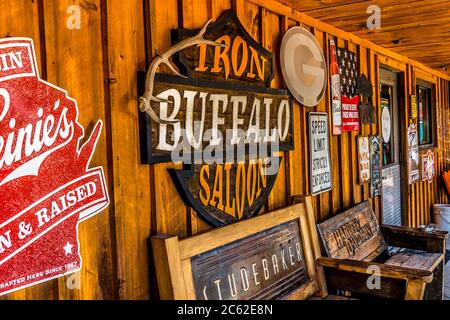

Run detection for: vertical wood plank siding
[[0, 0, 448, 300]]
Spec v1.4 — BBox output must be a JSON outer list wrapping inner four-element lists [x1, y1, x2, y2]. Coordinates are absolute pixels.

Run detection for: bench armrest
[[317, 257, 433, 283], [381, 224, 448, 239], [381, 225, 448, 253]]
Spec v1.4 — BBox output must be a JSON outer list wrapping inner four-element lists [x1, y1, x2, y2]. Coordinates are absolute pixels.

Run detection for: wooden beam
[[248, 0, 450, 80]]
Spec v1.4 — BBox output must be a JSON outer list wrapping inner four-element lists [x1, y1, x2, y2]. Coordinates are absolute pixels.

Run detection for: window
[[417, 84, 433, 146]]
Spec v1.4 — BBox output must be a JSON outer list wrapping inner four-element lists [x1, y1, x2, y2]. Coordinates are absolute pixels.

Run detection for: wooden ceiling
[[278, 0, 450, 75]]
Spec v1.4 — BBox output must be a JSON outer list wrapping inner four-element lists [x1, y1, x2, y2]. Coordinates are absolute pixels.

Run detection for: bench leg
[[405, 280, 427, 300]]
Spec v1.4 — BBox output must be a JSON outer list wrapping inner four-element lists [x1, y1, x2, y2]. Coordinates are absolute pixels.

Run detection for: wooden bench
[[151, 197, 441, 300], [317, 201, 448, 300]]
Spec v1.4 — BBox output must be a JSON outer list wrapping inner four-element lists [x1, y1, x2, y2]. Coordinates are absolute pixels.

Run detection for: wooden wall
[[1, 0, 449, 300]]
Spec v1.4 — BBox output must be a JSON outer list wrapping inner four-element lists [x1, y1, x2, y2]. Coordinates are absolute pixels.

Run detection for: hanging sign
[[280, 27, 327, 107], [411, 95, 418, 120], [408, 123, 420, 184], [358, 136, 371, 184], [329, 39, 342, 135], [421, 149, 435, 183], [357, 74, 375, 124], [370, 136, 381, 197], [337, 48, 359, 131], [139, 10, 293, 226], [309, 113, 332, 196], [0, 38, 109, 296]]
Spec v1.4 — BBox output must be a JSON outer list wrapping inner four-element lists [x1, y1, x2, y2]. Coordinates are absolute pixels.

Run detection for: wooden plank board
[[43, 0, 116, 300], [107, 0, 151, 300], [385, 250, 443, 272]]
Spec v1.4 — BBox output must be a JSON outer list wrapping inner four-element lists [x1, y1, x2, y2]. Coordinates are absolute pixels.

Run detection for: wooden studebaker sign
[[152, 199, 322, 300]]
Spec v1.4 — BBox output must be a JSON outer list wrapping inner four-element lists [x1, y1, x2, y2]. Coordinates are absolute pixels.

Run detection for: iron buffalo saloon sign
[[0, 38, 109, 295], [139, 11, 293, 226]]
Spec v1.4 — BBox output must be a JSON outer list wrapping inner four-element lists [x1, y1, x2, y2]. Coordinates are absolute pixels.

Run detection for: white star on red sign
[[64, 242, 74, 256]]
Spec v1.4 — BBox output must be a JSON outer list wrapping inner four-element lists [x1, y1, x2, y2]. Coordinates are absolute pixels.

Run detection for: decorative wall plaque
[[358, 74, 375, 124], [358, 136, 371, 184], [421, 149, 435, 183], [139, 10, 293, 227]]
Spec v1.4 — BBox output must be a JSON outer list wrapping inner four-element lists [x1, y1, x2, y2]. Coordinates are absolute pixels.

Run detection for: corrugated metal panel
[[382, 165, 402, 226]]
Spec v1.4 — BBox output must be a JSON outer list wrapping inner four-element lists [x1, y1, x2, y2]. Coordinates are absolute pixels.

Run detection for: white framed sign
[[309, 112, 332, 195], [421, 149, 435, 183], [358, 136, 371, 184]]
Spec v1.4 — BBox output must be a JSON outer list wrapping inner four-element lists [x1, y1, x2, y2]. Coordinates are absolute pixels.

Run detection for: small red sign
[[341, 95, 360, 132], [0, 38, 109, 296]]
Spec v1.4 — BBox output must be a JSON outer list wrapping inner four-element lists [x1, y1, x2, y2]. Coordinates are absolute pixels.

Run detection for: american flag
[[337, 48, 358, 98]]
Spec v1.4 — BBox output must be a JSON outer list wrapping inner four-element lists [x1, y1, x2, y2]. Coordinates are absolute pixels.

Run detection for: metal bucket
[[433, 204, 450, 250]]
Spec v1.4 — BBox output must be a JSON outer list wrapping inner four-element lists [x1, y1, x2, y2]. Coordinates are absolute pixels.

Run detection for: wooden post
[[152, 235, 187, 300], [405, 280, 427, 300]]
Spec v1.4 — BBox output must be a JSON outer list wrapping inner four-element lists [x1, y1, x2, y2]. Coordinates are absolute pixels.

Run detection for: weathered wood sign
[[152, 200, 323, 300], [317, 201, 386, 261], [308, 113, 332, 196], [370, 136, 381, 197], [140, 10, 293, 226], [421, 149, 435, 183], [191, 220, 308, 300], [358, 136, 371, 184]]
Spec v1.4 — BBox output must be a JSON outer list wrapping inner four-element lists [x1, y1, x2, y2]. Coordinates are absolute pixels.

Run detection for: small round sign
[[280, 27, 327, 107]]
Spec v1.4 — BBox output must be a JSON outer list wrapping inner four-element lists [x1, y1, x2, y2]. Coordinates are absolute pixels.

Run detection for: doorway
[[380, 68, 403, 226]]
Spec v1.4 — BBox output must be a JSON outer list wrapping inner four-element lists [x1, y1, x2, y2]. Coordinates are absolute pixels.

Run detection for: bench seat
[[385, 249, 443, 272]]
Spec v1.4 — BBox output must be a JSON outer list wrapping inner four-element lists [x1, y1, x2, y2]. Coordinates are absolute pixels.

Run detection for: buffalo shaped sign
[[0, 38, 109, 296], [139, 10, 293, 226]]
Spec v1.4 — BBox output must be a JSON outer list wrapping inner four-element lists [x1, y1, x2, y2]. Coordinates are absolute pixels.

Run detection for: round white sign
[[381, 107, 391, 143], [280, 27, 327, 107]]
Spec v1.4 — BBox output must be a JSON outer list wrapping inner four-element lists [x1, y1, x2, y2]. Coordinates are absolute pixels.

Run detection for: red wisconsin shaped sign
[[0, 38, 109, 296]]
